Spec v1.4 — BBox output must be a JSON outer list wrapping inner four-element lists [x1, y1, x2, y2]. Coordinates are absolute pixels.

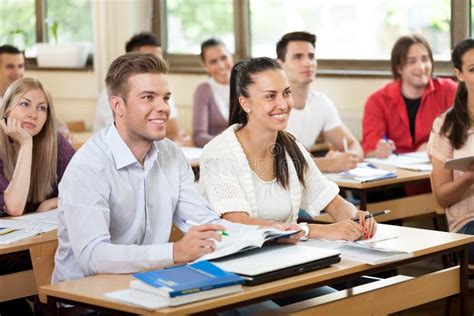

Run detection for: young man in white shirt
[[93, 32, 191, 146], [53, 53, 236, 283], [276, 32, 363, 172]]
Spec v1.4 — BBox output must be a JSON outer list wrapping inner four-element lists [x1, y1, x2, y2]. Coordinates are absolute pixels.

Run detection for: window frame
[[23, 0, 93, 71], [154, 0, 471, 77]]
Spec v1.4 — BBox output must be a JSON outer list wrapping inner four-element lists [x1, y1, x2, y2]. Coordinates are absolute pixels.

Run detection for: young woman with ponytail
[[429, 38, 474, 263], [199, 57, 376, 242]]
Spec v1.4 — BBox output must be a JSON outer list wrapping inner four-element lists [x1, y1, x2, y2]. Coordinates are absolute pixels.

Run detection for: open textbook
[[445, 155, 474, 171], [306, 228, 413, 265], [196, 225, 300, 262]]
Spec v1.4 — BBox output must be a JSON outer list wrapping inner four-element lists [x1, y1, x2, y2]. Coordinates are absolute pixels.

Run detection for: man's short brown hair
[[390, 34, 434, 80], [105, 52, 169, 101], [276, 31, 316, 61]]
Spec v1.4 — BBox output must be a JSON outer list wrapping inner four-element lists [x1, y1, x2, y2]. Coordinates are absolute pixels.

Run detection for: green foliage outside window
[[166, 0, 234, 54]]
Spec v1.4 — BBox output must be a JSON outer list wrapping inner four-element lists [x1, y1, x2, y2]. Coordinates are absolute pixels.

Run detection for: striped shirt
[[53, 125, 225, 283]]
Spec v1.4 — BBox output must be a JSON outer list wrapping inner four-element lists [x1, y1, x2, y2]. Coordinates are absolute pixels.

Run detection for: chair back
[[429, 173, 446, 215]]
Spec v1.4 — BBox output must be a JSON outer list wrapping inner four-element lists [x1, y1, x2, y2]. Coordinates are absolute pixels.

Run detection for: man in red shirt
[[362, 35, 457, 158]]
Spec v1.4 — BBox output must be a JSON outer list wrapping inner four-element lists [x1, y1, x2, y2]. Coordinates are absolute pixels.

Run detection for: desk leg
[[44, 297, 58, 316], [459, 246, 469, 316], [359, 191, 367, 211]]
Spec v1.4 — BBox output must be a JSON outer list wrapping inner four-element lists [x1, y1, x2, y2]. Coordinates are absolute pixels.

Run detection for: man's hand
[[324, 151, 358, 172], [173, 223, 226, 263], [375, 138, 396, 158]]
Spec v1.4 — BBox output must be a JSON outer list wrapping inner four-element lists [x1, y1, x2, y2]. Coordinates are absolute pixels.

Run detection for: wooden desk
[[41, 225, 474, 315], [0, 230, 57, 302], [72, 131, 92, 150], [321, 166, 432, 222]]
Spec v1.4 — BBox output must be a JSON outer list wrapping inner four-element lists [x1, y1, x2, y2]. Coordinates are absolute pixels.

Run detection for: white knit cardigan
[[198, 124, 339, 224]]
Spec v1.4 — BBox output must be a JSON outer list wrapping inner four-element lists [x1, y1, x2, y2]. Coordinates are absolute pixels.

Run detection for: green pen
[[183, 219, 229, 236]]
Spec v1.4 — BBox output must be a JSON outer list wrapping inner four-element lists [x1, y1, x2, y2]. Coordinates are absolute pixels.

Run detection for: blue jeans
[[458, 221, 474, 264]]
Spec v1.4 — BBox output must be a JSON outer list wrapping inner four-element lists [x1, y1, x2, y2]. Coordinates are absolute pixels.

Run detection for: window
[[250, 0, 451, 61], [1, 0, 93, 67], [166, 0, 234, 54], [44, 0, 93, 44], [155, 0, 470, 76], [0, 0, 36, 51]]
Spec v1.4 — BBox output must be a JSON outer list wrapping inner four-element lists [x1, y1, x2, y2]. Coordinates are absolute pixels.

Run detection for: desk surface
[[0, 229, 57, 255], [41, 225, 474, 315]]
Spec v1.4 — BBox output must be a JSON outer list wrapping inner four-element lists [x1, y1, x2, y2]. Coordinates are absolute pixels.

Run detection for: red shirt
[[362, 78, 457, 154]]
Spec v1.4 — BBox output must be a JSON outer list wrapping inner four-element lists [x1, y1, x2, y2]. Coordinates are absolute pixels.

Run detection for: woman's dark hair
[[229, 57, 308, 188], [200, 38, 225, 62], [440, 38, 474, 149]]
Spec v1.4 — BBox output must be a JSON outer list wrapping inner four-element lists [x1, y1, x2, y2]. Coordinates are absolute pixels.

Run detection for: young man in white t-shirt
[[276, 32, 363, 172]]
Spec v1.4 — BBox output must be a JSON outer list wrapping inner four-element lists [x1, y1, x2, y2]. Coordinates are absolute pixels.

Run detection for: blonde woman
[[0, 77, 75, 216]]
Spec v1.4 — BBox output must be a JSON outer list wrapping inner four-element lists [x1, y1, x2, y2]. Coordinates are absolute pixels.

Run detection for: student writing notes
[[0, 78, 75, 216], [53, 53, 251, 285], [429, 38, 474, 264], [276, 31, 363, 172], [362, 34, 457, 158], [199, 57, 377, 242]]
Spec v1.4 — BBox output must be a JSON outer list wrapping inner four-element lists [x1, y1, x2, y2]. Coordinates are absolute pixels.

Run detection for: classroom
[[0, 0, 473, 315]]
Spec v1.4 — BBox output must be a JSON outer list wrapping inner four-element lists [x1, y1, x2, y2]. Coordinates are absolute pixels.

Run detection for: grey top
[[192, 82, 228, 147]]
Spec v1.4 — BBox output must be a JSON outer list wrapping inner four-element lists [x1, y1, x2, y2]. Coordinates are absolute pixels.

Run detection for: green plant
[[45, 19, 59, 44]]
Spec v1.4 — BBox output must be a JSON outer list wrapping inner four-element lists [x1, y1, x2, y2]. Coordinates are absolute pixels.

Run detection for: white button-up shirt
[[53, 125, 226, 283]]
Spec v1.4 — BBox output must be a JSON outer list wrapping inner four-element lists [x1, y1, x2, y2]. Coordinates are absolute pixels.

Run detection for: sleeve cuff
[[305, 182, 340, 217], [212, 198, 252, 216], [147, 243, 175, 267]]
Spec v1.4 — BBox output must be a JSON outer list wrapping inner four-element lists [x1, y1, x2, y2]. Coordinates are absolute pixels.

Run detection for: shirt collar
[[105, 125, 159, 170]]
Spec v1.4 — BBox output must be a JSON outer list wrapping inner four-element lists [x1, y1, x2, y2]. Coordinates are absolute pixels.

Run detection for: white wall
[[167, 74, 390, 138], [26, 0, 390, 138]]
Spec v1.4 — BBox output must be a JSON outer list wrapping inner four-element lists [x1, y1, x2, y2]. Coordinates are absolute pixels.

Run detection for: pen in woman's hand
[[351, 210, 390, 222]]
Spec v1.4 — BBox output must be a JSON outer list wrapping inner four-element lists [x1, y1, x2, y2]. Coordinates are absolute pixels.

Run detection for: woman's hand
[[353, 210, 378, 239], [0, 117, 32, 146], [36, 198, 58, 213], [311, 220, 364, 241], [270, 223, 303, 244]]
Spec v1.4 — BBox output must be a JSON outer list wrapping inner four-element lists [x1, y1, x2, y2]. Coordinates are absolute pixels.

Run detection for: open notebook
[[306, 228, 412, 265], [365, 152, 430, 168], [196, 225, 300, 262]]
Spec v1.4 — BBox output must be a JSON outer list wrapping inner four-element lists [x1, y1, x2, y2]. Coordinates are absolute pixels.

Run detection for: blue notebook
[[132, 260, 244, 297]]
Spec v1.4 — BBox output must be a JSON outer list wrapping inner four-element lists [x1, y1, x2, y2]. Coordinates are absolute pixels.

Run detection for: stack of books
[[105, 260, 244, 310]]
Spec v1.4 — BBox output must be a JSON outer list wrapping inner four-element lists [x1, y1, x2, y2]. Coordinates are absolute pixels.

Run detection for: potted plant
[[36, 19, 90, 68]]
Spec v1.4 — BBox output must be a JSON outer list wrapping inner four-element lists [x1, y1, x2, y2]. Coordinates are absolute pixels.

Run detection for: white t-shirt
[[250, 170, 292, 222], [92, 89, 178, 134], [286, 90, 342, 148]]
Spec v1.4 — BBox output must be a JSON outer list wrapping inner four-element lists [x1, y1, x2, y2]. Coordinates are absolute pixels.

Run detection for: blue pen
[[382, 134, 397, 156]]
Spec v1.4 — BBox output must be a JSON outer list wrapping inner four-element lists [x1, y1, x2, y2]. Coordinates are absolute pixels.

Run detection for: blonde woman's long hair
[[0, 78, 58, 203]]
